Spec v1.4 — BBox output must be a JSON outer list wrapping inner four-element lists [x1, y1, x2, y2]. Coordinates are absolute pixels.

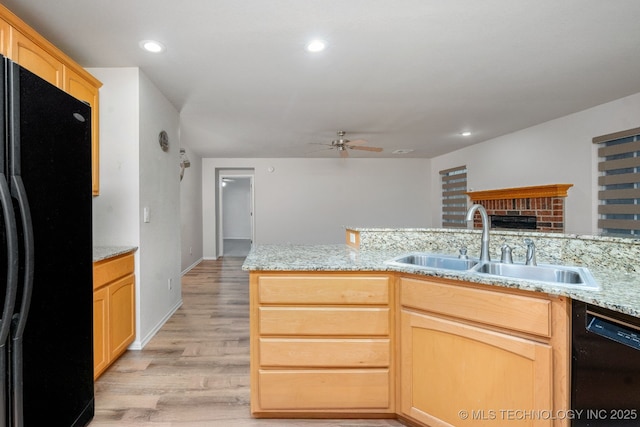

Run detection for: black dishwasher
[[572, 300, 640, 426]]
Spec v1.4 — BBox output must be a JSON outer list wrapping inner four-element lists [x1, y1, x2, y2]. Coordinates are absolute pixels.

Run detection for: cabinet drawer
[[258, 275, 389, 305], [259, 338, 390, 367], [257, 369, 390, 410], [93, 253, 134, 290], [259, 307, 389, 336], [401, 277, 551, 337]]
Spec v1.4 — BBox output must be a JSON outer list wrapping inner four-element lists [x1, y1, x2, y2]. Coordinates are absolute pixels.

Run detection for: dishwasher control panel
[[587, 312, 640, 351]]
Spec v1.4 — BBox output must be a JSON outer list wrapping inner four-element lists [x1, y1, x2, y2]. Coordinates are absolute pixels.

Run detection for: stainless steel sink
[[386, 253, 478, 271], [385, 252, 600, 290], [471, 262, 600, 289]]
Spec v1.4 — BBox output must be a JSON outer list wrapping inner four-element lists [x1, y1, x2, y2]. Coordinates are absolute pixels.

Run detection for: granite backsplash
[[348, 228, 640, 274]]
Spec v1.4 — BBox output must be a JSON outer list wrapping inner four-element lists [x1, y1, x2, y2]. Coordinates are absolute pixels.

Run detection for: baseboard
[[132, 298, 183, 350], [181, 257, 203, 276]]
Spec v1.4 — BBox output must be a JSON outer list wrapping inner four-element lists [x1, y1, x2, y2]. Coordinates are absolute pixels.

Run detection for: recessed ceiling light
[[140, 40, 166, 53], [305, 39, 326, 53], [392, 149, 414, 154], [461, 131, 472, 137]]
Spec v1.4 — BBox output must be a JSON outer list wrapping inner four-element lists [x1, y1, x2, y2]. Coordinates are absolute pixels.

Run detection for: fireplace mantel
[[465, 184, 573, 233], [466, 184, 573, 202]]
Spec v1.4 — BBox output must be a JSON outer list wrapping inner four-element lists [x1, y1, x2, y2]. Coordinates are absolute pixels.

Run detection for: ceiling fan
[[311, 131, 383, 158]]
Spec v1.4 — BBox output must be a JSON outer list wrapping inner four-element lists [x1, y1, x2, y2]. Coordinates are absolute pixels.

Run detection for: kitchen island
[[242, 228, 640, 427]]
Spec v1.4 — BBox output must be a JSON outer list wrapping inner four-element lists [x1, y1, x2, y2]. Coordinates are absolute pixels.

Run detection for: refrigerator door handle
[[9, 175, 33, 427], [0, 173, 19, 341], [7, 59, 35, 339], [0, 173, 19, 427], [8, 175, 32, 341]]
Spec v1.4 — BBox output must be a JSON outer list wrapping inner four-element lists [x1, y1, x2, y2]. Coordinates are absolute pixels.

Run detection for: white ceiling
[[4, 0, 640, 158]]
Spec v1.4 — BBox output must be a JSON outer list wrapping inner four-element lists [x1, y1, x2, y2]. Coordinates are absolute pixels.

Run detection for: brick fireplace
[[466, 184, 573, 233]]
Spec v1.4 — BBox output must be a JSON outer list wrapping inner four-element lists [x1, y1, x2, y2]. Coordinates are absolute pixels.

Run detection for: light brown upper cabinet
[[0, 4, 102, 195], [0, 18, 9, 55], [10, 29, 63, 87], [64, 67, 100, 194]]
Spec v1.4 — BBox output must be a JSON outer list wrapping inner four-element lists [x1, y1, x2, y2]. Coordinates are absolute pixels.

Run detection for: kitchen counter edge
[[93, 246, 138, 262], [242, 244, 640, 318]]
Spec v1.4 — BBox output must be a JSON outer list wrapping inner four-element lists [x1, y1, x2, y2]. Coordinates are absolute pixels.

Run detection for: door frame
[[217, 173, 254, 258]]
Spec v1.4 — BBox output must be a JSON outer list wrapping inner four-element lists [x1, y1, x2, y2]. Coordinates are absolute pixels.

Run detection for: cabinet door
[[93, 286, 109, 379], [64, 66, 100, 195], [400, 309, 553, 427], [0, 18, 9, 56], [108, 274, 136, 360], [10, 28, 63, 87]]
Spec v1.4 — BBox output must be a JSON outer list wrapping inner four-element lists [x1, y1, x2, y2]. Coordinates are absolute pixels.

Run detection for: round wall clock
[[159, 130, 169, 152]]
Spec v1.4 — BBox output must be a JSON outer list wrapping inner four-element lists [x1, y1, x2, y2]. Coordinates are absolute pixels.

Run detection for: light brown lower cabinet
[[249, 272, 570, 427], [93, 252, 136, 379], [250, 273, 395, 417], [399, 276, 570, 427]]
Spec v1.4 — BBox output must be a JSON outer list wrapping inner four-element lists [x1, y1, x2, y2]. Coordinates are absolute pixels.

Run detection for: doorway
[[218, 174, 254, 257]]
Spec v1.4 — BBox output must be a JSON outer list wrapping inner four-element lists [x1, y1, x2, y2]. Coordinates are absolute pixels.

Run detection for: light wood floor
[[223, 239, 252, 257], [90, 257, 404, 427]]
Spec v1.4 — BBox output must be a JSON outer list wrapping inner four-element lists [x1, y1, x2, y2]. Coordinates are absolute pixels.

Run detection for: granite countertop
[[242, 243, 640, 318], [93, 246, 138, 262]]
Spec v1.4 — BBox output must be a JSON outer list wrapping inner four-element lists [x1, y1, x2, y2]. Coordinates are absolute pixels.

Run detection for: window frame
[[594, 126, 640, 237], [440, 165, 468, 229]]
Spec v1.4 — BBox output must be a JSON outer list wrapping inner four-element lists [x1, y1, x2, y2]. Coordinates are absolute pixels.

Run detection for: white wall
[[430, 91, 640, 235], [180, 147, 203, 273], [91, 68, 140, 247], [202, 158, 431, 258], [90, 67, 182, 349], [138, 71, 182, 343]]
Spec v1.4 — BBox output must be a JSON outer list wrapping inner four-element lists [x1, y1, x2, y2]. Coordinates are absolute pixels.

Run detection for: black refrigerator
[[0, 55, 94, 426]]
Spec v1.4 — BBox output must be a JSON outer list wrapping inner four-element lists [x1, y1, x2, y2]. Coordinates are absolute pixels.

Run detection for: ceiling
[[4, 0, 640, 159]]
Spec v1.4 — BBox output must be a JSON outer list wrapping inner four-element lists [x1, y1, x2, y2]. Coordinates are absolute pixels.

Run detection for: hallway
[[90, 257, 403, 426]]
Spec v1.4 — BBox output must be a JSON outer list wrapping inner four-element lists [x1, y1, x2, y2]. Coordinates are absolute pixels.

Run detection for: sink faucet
[[524, 238, 537, 266], [501, 244, 513, 263], [465, 204, 491, 262]]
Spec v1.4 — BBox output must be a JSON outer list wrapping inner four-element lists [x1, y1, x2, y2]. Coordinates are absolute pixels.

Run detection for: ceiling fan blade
[[346, 139, 368, 146], [339, 148, 349, 158], [350, 145, 383, 152]]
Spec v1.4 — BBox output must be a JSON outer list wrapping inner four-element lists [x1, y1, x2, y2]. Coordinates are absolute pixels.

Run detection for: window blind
[[440, 165, 467, 228], [594, 127, 640, 237]]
